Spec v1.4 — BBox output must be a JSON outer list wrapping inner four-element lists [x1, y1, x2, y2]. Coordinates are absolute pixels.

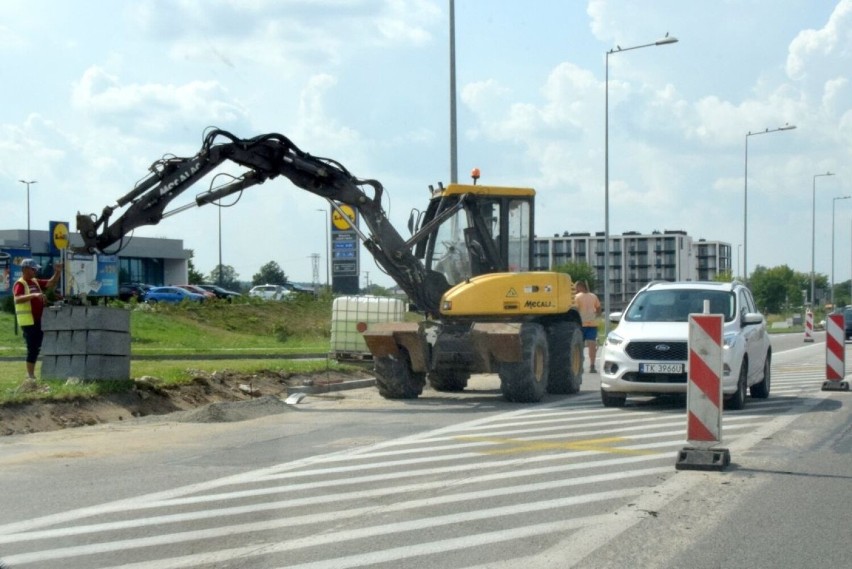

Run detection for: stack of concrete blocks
[[41, 305, 131, 381]]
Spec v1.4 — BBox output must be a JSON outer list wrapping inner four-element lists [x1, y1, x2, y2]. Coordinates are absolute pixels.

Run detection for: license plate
[[640, 363, 684, 374]]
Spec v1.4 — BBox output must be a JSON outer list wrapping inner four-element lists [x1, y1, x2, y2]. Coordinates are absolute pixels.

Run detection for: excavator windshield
[[423, 190, 534, 285]]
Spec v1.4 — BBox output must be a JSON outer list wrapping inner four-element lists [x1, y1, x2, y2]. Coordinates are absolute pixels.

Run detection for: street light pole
[[737, 244, 742, 279], [830, 194, 848, 308], [604, 34, 678, 336], [449, 0, 458, 184], [18, 179, 37, 249], [742, 125, 796, 281], [217, 204, 223, 286], [812, 172, 835, 307], [316, 208, 330, 291]]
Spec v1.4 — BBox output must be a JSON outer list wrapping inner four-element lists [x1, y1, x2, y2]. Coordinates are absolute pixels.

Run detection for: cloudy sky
[[2, 0, 851, 288]]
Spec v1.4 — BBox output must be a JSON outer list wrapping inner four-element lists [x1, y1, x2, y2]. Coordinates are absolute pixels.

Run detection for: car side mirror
[[609, 312, 623, 323], [742, 312, 764, 327]]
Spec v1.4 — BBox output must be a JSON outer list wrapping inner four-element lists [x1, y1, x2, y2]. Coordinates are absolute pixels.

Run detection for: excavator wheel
[[499, 323, 549, 403], [546, 321, 584, 394], [427, 370, 470, 392], [374, 349, 426, 399]]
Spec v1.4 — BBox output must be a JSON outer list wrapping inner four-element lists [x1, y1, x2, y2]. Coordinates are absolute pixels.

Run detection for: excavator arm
[[75, 128, 450, 315]]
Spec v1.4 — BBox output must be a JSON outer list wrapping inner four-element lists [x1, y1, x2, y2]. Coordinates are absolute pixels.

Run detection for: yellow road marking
[[455, 435, 656, 456]]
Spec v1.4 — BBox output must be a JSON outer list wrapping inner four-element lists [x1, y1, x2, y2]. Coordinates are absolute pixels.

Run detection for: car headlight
[[606, 332, 625, 347], [723, 331, 738, 348]]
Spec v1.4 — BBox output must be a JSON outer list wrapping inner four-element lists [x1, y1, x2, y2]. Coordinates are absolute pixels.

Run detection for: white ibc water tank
[[330, 295, 406, 360]]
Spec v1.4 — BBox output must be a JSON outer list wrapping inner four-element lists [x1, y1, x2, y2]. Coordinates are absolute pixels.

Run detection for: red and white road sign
[[804, 310, 814, 343], [686, 314, 724, 446], [825, 313, 845, 381]]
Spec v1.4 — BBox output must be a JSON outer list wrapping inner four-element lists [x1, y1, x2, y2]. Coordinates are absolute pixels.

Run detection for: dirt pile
[[0, 368, 373, 436]]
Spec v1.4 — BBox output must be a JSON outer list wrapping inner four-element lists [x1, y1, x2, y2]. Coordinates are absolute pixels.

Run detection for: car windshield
[[624, 289, 735, 322]]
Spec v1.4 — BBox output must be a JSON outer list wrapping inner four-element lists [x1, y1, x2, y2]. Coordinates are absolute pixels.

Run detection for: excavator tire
[[499, 323, 549, 403], [546, 321, 584, 394], [374, 349, 426, 399], [427, 370, 470, 392]]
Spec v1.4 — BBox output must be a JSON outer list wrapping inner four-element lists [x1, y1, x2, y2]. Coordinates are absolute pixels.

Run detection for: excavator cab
[[413, 183, 535, 286]]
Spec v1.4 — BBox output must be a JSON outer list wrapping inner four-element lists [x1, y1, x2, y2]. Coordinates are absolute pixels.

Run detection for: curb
[[287, 378, 377, 395]]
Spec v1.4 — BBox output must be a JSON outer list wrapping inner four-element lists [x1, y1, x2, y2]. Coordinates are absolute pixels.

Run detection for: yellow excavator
[[76, 128, 584, 402]]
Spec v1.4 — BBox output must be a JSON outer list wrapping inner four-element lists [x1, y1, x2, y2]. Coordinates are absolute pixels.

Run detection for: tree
[[186, 250, 205, 284], [362, 283, 392, 296], [748, 265, 815, 313], [208, 264, 241, 291], [714, 270, 734, 283], [252, 261, 288, 285], [552, 261, 597, 291]]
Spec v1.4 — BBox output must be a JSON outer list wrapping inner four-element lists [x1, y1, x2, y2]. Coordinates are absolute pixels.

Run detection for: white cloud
[[70, 66, 248, 135], [787, 0, 852, 79]]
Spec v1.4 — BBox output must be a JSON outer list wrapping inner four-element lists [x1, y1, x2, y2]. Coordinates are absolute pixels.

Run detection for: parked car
[[144, 286, 206, 304], [600, 280, 771, 409], [197, 283, 243, 301], [281, 281, 317, 297], [118, 283, 151, 302], [249, 283, 316, 300], [176, 284, 217, 299], [249, 284, 287, 300]]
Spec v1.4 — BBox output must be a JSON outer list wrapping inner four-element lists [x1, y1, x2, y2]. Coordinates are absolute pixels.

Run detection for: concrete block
[[675, 446, 731, 471], [41, 355, 58, 378], [86, 330, 131, 356], [84, 307, 130, 332], [85, 355, 130, 381], [41, 355, 87, 380], [42, 307, 72, 331]]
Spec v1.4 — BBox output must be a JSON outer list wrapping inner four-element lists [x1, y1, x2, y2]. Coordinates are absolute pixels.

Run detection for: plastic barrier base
[[675, 446, 731, 471], [822, 380, 850, 392]]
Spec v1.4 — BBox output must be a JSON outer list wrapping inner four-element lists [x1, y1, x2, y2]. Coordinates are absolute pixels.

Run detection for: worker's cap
[[20, 258, 41, 270]]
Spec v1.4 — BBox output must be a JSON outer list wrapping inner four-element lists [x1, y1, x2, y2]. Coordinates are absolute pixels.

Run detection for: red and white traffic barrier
[[676, 313, 730, 470], [823, 313, 849, 391], [804, 309, 814, 343]]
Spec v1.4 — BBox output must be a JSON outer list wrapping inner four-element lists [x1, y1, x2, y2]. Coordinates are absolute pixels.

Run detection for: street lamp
[[737, 244, 742, 279], [18, 179, 37, 249], [743, 125, 796, 281], [449, 0, 458, 184], [316, 208, 330, 291], [831, 195, 850, 308], [604, 34, 678, 335], [217, 203, 223, 286], [811, 172, 835, 306]]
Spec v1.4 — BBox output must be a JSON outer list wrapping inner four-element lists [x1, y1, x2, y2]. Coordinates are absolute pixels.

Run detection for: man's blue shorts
[[582, 326, 598, 341]]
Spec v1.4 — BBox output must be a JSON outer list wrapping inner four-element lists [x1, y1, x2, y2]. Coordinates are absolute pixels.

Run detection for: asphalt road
[[0, 332, 849, 569]]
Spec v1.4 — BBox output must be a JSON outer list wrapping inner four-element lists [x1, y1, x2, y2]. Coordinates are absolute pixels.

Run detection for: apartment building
[[533, 230, 732, 310]]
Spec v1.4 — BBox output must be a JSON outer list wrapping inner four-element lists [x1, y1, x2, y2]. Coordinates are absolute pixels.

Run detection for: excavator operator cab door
[[415, 184, 535, 287]]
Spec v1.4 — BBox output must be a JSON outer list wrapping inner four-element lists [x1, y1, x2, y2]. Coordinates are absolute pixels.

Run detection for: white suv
[[248, 284, 288, 300], [600, 281, 771, 409]]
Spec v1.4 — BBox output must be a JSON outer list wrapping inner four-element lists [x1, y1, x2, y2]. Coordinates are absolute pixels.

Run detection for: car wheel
[[725, 361, 747, 410], [750, 352, 771, 399], [601, 389, 626, 407]]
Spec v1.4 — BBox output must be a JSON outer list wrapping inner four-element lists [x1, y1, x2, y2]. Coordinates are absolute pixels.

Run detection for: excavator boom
[[75, 129, 446, 314]]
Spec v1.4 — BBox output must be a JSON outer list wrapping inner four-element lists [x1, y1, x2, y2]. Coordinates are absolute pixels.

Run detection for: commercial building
[[0, 229, 190, 289], [533, 230, 732, 310]]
